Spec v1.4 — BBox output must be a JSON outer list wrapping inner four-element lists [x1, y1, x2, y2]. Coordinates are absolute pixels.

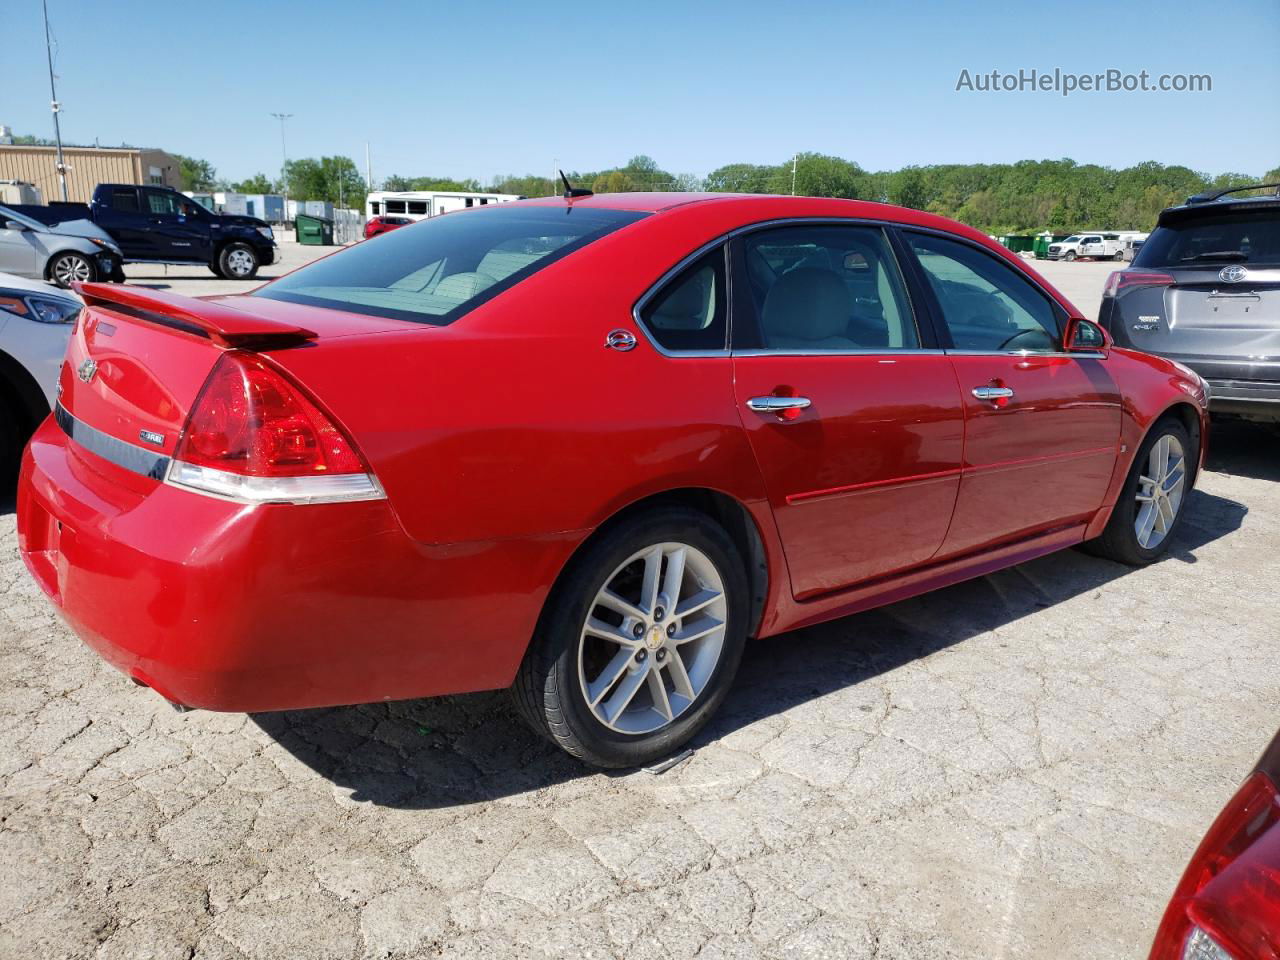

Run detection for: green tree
[[283, 156, 367, 209], [175, 155, 218, 191], [231, 173, 276, 194]]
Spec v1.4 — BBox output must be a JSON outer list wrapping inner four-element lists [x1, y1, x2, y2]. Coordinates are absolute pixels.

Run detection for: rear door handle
[[747, 396, 812, 413], [972, 386, 1015, 401]]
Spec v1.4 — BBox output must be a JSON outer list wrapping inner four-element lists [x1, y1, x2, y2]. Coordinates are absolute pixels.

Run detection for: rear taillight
[[1104, 270, 1175, 298], [168, 351, 383, 504], [1149, 772, 1280, 960]]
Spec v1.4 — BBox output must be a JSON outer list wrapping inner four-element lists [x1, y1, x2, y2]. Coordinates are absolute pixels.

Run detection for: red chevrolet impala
[[18, 193, 1208, 768]]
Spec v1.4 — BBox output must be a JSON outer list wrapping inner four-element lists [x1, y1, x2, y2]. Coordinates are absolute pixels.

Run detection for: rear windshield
[[1135, 209, 1280, 268], [256, 206, 646, 324]]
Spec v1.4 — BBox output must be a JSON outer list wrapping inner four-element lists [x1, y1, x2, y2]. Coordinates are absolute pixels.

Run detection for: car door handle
[[972, 386, 1015, 401], [747, 396, 812, 412]]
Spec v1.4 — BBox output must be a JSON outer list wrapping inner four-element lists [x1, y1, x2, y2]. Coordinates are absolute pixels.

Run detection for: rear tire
[[208, 262, 225, 278], [1086, 417, 1193, 566], [48, 251, 97, 288], [217, 243, 259, 280], [512, 507, 749, 768]]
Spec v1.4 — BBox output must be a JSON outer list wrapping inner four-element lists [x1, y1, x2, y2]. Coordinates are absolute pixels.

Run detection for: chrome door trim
[[943, 349, 1107, 360], [733, 348, 948, 358]]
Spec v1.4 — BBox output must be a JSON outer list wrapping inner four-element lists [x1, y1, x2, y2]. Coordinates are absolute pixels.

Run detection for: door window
[[906, 232, 1060, 353], [144, 190, 184, 217], [735, 225, 917, 351], [110, 188, 140, 212], [638, 247, 727, 352]]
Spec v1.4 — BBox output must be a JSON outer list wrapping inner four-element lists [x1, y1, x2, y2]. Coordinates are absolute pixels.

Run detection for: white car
[[0, 272, 77, 478], [0, 204, 123, 288]]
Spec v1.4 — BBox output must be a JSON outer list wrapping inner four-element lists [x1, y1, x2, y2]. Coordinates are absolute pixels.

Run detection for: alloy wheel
[[577, 542, 728, 736], [227, 249, 255, 277], [53, 255, 92, 286], [1135, 433, 1186, 550]]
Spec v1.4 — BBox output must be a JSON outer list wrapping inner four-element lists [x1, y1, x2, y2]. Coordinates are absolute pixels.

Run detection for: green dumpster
[[999, 235, 1036, 254], [1033, 234, 1069, 260], [296, 213, 334, 246]]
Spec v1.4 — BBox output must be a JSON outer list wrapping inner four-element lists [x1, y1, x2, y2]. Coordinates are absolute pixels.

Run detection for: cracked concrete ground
[[2, 422, 1276, 960]]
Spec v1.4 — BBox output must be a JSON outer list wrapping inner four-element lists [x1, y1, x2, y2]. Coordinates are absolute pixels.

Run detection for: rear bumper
[[17, 417, 575, 712], [1205, 378, 1280, 421]]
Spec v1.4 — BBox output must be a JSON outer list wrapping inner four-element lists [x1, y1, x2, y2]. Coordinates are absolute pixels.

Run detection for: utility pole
[[791, 154, 798, 197], [271, 112, 292, 219], [365, 142, 372, 190], [42, 0, 68, 202]]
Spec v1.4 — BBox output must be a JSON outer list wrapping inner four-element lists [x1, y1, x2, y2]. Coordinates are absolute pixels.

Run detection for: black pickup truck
[[13, 184, 279, 280]]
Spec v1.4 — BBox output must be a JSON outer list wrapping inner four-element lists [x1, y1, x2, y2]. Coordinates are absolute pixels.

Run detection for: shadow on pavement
[[1204, 420, 1280, 483], [253, 476, 1247, 809]]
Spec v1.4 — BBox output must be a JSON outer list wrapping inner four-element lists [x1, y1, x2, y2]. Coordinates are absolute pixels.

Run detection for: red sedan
[[18, 193, 1208, 768], [363, 214, 412, 239]]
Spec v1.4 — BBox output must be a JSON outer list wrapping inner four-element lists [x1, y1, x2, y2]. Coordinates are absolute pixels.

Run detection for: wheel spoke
[[1157, 495, 1177, 531], [640, 546, 663, 615], [603, 665, 649, 724], [665, 647, 696, 701], [1136, 502, 1157, 547], [662, 546, 687, 611], [673, 616, 724, 645], [586, 648, 635, 707], [597, 589, 646, 622], [675, 587, 721, 618], [584, 616, 640, 647], [647, 669, 673, 722]]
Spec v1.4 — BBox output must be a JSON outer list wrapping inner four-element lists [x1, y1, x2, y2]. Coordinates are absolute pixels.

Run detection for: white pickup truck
[[1046, 233, 1126, 261]]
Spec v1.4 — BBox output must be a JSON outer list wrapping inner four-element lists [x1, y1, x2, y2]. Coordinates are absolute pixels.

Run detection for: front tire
[[1087, 417, 1193, 565], [218, 243, 259, 280], [48, 251, 97, 288], [1064, 250, 1077, 262], [513, 507, 749, 768]]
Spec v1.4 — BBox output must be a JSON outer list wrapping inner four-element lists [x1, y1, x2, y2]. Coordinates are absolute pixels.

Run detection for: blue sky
[[6, 0, 1278, 185]]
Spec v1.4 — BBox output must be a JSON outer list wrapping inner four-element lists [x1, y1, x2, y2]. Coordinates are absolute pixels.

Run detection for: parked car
[[1047, 233, 1126, 261], [18, 184, 279, 281], [364, 215, 412, 239], [0, 204, 123, 288], [0, 272, 77, 477], [1149, 728, 1280, 959], [1099, 183, 1280, 422], [18, 193, 1208, 768]]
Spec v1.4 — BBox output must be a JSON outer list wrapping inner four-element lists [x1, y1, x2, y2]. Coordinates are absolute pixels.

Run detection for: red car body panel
[[18, 194, 1209, 712], [363, 216, 409, 239]]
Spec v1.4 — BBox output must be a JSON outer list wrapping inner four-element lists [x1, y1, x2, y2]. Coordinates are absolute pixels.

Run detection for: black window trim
[[893, 225, 1098, 358]]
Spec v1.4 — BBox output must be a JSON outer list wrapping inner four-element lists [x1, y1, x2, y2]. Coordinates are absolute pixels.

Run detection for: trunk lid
[[59, 283, 418, 465]]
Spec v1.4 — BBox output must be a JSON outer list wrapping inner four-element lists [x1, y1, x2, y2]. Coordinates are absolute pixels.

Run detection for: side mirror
[[1064, 317, 1110, 353], [4, 220, 28, 232]]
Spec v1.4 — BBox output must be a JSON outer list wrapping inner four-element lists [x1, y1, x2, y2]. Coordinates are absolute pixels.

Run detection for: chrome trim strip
[[733, 348, 947, 358], [943, 349, 1107, 359], [54, 403, 170, 480]]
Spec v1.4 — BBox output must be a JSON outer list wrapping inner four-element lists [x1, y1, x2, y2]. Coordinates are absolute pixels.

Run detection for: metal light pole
[[271, 112, 292, 221], [791, 154, 798, 197], [42, 0, 68, 201]]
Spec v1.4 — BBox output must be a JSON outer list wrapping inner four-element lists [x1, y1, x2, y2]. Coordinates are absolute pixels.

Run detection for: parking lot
[[1, 256, 1277, 959]]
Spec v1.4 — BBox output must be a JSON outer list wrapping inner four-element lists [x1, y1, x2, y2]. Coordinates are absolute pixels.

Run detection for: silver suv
[[1099, 184, 1280, 422], [0, 204, 123, 288]]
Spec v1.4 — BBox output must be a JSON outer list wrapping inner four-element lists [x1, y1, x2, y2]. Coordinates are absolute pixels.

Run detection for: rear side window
[[256, 206, 646, 325], [1135, 211, 1280, 267], [110, 189, 140, 212], [638, 248, 727, 352]]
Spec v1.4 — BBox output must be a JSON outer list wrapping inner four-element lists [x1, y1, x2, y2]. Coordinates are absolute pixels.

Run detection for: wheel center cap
[[646, 624, 665, 650]]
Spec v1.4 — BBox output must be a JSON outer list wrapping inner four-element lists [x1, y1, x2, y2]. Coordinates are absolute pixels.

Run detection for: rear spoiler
[[74, 282, 317, 348]]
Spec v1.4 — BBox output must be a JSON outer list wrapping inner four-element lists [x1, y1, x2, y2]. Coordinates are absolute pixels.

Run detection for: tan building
[[0, 144, 182, 204]]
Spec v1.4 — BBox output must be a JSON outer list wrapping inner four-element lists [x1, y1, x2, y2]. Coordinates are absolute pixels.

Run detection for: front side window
[[736, 225, 917, 351], [638, 247, 727, 352], [144, 191, 183, 216], [256, 206, 646, 325], [907, 232, 1060, 353]]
